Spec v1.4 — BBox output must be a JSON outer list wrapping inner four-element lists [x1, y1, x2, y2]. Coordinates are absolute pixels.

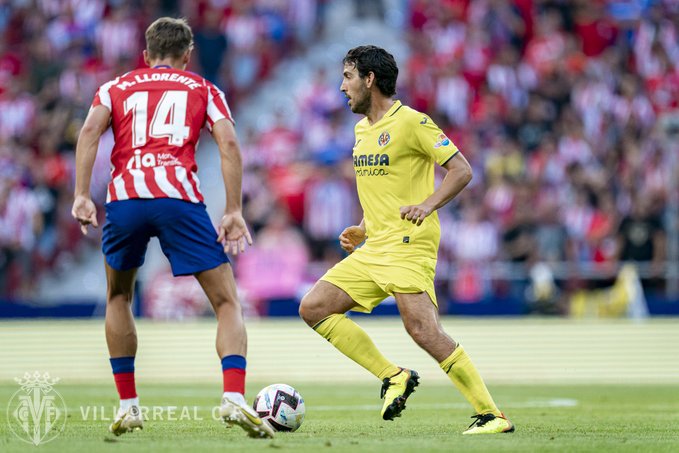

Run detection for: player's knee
[[298, 299, 314, 327], [299, 293, 322, 327], [404, 319, 432, 346], [211, 293, 240, 310], [298, 303, 310, 326]]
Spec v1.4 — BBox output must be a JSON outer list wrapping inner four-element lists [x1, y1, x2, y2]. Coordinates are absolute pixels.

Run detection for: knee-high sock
[[439, 345, 501, 416], [313, 314, 400, 380]]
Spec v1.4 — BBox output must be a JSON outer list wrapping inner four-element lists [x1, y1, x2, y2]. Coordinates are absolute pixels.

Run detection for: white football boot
[[219, 397, 274, 439], [109, 405, 143, 436]]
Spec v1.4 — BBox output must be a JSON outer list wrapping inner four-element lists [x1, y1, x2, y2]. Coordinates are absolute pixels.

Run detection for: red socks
[[110, 357, 137, 399], [221, 355, 247, 394]]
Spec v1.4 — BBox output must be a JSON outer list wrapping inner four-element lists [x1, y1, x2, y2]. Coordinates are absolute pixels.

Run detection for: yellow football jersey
[[352, 100, 460, 258]]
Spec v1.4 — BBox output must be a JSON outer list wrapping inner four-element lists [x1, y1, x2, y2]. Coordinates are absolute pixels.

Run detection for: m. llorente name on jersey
[[116, 72, 201, 91], [354, 153, 390, 177]]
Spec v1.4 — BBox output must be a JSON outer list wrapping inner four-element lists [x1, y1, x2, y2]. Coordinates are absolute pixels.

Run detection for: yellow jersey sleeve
[[410, 115, 459, 166]]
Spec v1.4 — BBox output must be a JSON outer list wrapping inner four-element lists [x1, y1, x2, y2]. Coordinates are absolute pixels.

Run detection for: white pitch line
[[311, 399, 578, 411], [63, 399, 578, 416]]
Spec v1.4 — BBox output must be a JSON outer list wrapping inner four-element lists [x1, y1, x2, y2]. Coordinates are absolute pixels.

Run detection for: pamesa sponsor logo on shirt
[[353, 153, 390, 177]]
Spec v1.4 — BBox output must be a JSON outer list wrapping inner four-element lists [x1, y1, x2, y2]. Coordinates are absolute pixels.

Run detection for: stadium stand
[[1, 0, 678, 317]]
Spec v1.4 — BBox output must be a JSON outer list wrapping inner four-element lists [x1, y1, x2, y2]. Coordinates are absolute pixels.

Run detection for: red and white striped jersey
[[91, 67, 233, 204]]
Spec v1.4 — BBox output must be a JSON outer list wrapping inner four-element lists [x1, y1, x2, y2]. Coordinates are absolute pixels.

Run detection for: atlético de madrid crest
[[378, 131, 390, 146]]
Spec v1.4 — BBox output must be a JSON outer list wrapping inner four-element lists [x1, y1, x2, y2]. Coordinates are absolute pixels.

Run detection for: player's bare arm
[[72, 105, 111, 235], [400, 152, 472, 226], [212, 118, 252, 255], [339, 219, 366, 253]]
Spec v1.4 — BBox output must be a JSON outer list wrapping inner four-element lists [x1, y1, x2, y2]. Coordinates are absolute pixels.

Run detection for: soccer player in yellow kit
[[299, 46, 514, 435]]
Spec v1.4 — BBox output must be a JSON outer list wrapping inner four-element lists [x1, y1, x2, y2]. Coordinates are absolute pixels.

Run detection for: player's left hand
[[218, 211, 253, 255], [71, 195, 99, 235], [400, 204, 434, 226]]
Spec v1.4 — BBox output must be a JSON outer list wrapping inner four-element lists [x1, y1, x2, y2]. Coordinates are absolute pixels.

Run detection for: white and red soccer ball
[[253, 384, 305, 432]]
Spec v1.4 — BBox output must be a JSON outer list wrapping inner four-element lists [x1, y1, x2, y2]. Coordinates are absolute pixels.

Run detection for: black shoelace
[[468, 413, 496, 429], [380, 378, 391, 399], [379, 368, 405, 399]]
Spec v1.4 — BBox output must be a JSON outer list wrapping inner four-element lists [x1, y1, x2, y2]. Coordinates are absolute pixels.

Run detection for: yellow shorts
[[320, 248, 437, 313]]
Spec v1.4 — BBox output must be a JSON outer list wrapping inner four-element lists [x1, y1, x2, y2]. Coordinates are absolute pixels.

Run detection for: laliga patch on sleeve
[[433, 133, 451, 148]]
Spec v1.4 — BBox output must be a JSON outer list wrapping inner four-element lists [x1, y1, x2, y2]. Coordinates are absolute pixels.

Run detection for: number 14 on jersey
[[123, 90, 191, 148]]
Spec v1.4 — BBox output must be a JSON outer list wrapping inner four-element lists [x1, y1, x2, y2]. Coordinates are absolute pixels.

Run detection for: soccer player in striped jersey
[[71, 17, 273, 439], [299, 46, 514, 435]]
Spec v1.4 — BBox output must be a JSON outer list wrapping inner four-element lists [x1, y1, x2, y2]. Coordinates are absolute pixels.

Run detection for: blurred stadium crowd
[[0, 0, 327, 297], [1, 0, 677, 312]]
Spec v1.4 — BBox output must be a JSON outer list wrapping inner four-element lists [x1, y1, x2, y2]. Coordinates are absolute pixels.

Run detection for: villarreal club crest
[[378, 131, 391, 146]]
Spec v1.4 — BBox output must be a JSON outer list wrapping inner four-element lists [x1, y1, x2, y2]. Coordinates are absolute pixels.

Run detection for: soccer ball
[[253, 383, 305, 432]]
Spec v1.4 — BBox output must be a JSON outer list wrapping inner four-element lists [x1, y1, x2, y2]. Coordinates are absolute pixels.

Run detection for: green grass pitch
[[1, 318, 678, 451], [1, 382, 678, 452]]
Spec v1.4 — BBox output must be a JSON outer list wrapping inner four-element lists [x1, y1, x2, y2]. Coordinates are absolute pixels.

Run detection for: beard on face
[[351, 85, 371, 114]]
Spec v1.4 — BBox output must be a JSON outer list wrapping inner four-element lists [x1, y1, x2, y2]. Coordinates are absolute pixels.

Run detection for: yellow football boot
[[380, 368, 419, 420], [462, 413, 515, 435]]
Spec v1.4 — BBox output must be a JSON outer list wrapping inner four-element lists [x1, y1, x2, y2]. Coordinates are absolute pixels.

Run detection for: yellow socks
[[440, 345, 501, 416], [313, 314, 401, 380], [312, 314, 500, 416]]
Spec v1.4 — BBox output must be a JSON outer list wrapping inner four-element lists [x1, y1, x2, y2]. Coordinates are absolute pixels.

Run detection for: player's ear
[[365, 71, 375, 89], [183, 47, 192, 67], [143, 50, 150, 67]]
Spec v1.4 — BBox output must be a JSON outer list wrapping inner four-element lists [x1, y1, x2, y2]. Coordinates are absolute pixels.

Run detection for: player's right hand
[[339, 225, 367, 254], [71, 195, 98, 235], [218, 211, 253, 256]]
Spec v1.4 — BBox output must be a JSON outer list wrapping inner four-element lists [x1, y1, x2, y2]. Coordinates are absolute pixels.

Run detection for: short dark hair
[[145, 17, 193, 60], [343, 45, 398, 97]]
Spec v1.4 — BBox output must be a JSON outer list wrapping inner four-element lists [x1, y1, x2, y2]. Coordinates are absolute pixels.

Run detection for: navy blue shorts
[[102, 199, 229, 276]]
